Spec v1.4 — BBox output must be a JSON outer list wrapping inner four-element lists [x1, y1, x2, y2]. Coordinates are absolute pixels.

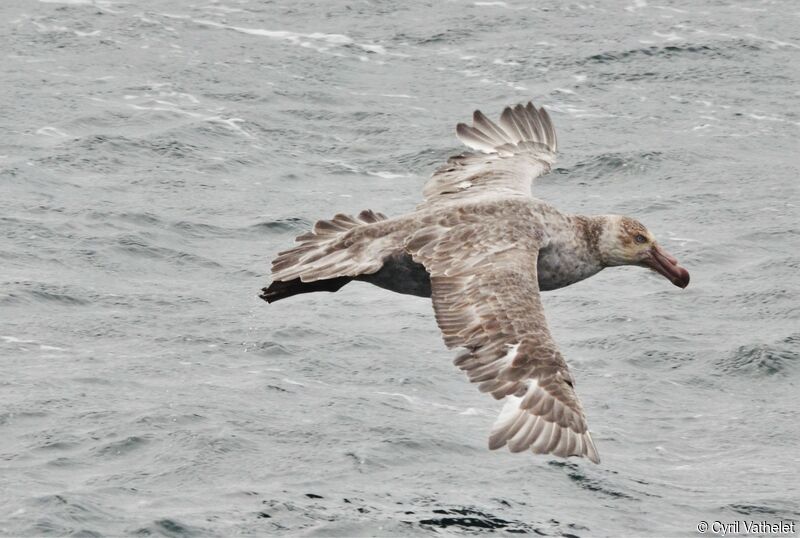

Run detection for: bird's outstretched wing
[[420, 102, 558, 210], [404, 212, 599, 463]]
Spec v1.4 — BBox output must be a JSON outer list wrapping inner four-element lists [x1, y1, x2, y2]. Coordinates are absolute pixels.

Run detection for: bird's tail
[[260, 276, 352, 303], [260, 209, 391, 303]]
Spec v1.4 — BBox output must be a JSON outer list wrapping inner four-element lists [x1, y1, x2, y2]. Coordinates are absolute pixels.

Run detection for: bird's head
[[600, 216, 690, 288]]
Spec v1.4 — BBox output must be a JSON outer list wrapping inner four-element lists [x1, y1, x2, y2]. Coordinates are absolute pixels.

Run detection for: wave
[[725, 502, 800, 518], [113, 234, 222, 268], [717, 335, 799, 377], [556, 151, 665, 181], [1, 282, 91, 306], [585, 42, 758, 65], [260, 493, 592, 536]]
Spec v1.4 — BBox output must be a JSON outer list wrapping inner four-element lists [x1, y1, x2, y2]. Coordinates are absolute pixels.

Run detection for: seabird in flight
[[261, 102, 690, 464]]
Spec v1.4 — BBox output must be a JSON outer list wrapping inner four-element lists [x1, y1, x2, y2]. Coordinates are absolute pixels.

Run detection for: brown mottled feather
[[404, 210, 599, 463], [420, 101, 557, 209], [270, 209, 394, 284]]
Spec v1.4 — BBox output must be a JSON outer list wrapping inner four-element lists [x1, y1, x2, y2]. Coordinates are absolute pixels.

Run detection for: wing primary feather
[[473, 110, 508, 144], [420, 101, 558, 208], [499, 107, 524, 144], [538, 106, 558, 152], [456, 123, 499, 152], [513, 104, 533, 140]]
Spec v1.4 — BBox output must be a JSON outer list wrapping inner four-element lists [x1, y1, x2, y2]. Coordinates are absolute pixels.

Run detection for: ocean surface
[[1, 0, 798, 536]]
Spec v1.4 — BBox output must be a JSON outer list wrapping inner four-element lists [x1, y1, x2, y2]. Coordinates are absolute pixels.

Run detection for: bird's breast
[[536, 246, 602, 291]]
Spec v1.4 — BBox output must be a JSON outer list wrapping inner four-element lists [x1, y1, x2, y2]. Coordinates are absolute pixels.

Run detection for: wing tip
[[462, 100, 557, 154], [487, 429, 601, 464], [488, 386, 601, 464], [488, 435, 507, 451], [583, 431, 601, 464]]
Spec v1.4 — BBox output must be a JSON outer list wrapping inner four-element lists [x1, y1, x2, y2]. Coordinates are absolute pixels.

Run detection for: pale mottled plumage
[[262, 102, 690, 464]]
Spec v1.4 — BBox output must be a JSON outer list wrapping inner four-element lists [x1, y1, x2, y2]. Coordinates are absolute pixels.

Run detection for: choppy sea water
[[1, 0, 798, 536]]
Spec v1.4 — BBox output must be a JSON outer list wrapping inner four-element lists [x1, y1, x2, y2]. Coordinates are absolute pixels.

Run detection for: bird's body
[[267, 198, 608, 300], [262, 102, 690, 464]]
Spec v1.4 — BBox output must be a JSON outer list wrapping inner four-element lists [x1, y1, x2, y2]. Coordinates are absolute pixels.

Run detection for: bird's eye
[[634, 234, 647, 244]]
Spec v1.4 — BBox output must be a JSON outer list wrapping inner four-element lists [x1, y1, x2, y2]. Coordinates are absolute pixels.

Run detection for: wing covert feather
[[404, 216, 599, 463]]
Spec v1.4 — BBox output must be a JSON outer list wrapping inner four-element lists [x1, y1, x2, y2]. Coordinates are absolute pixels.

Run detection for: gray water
[[1, 0, 798, 536]]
